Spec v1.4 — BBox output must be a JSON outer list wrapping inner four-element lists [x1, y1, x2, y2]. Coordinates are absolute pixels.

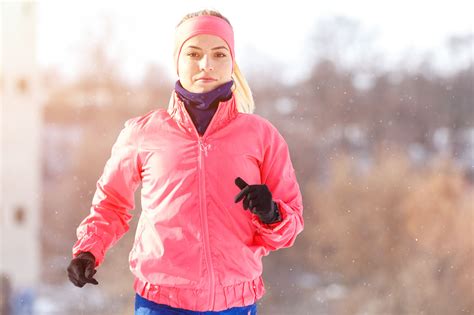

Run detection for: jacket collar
[[167, 90, 239, 137]]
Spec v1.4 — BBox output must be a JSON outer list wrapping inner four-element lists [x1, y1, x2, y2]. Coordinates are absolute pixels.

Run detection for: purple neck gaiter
[[175, 80, 233, 135]]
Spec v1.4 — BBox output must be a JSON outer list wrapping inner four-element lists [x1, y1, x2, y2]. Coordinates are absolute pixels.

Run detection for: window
[[14, 206, 26, 225], [17, 78, 28, 94]]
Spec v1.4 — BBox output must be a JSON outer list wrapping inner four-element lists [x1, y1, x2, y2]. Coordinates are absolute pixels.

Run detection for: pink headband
[[174, 15, 235, 76]]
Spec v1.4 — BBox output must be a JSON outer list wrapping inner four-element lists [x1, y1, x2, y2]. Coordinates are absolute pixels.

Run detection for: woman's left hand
[[234, 177, 280, 224]]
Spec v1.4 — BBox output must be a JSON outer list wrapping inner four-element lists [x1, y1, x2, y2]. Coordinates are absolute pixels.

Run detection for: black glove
[[67, 251, 99, 287], [234, 177, 282, 224]]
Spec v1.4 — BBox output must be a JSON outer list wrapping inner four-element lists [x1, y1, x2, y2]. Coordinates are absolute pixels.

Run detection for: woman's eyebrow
[[186, 45, 229, 51]]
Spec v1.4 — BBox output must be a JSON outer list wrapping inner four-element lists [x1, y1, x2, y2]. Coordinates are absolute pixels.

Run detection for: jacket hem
[[133, 275, 265, 312]]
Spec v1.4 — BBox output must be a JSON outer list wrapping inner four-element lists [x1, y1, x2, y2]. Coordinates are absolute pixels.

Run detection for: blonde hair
[[176, 10, 255, 114]]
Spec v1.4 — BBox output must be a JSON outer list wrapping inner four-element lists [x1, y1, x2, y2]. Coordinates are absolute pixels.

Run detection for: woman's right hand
[[67, 251, 99, 287]]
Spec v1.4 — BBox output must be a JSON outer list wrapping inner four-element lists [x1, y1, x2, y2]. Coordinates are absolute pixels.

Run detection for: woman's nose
[[199, 55, 214, 71]]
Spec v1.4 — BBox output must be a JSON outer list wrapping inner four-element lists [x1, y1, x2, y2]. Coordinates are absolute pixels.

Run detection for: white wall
[[1, 0, 42, 290]]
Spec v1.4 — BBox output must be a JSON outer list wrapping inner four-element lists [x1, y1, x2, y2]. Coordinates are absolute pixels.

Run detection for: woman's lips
[[196, 78, 216, 82]]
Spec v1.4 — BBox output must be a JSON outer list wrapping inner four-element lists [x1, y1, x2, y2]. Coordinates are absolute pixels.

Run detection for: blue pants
[[134, 293, 257, 315]]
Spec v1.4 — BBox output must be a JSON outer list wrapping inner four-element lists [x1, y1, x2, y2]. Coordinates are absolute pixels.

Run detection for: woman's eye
[[186, 52, 226, 58]]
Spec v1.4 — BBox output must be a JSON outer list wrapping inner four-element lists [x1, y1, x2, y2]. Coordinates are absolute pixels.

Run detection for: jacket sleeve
[[71, 118, 142, 267], [251, 121, 304, 254]]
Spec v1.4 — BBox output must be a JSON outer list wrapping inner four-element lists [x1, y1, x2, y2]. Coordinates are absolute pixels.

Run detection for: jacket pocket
[[129, 217, 204, 287]]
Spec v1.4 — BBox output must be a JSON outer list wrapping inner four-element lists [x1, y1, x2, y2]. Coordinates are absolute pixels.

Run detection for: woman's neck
[[174, 80, 233, 110], [174, 80, 234, 135]]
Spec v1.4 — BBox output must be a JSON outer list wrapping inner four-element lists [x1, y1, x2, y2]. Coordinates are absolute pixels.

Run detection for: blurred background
[[1, 0, 472, 314]]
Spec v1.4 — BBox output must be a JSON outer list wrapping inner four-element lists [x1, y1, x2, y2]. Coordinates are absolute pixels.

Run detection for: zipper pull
[[199, 139, 211, 157]]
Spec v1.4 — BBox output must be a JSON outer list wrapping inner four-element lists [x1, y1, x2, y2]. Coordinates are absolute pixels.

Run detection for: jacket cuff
[[251, 199, 291, 233], [72, 234, 106, 268]]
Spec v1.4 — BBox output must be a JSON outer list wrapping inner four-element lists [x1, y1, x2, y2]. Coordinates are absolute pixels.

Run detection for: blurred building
[[1, 0, 43, 299]]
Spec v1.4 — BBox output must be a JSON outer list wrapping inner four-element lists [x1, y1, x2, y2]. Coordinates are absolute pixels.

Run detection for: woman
[[67, 9, 304, 315]]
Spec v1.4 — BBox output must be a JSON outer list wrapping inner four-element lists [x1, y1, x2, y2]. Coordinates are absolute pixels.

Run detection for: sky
[[32, 0, 473, 83]]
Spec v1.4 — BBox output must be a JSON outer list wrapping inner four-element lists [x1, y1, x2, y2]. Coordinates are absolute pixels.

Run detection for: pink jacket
[[72, 91, 304, 311]]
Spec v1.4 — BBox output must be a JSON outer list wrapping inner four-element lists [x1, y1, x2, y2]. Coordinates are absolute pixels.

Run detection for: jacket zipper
[[178, 100, 221, 309], [198, 137, 215, 309]]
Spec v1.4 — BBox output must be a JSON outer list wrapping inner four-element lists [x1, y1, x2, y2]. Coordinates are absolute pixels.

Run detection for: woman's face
[[178, 34, 233, 93]]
